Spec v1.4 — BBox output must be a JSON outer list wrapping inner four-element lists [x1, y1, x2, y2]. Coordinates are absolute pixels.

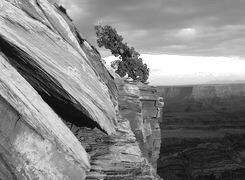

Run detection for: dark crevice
[[54, 3, 73, 22], [0, 35, 105, 133], [40, 92, 105, 132], [74, 28, 85, 44]]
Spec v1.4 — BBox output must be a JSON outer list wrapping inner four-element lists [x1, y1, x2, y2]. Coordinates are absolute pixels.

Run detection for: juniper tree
[[95, 25, 149, 83]]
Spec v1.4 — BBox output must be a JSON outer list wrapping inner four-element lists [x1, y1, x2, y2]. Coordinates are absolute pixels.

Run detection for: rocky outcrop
[[0, 54, 89, 179], [54, 2, 118, 105], [0, 0, 161, 179], [139, 84, 163, 169], [157, 84, 245, 180], [63, 79, 163, 179], [117, 80, 163, 173], [0, 0, 116, 134]]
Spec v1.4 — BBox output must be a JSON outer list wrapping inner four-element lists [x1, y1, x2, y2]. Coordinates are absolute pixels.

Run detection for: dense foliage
[[95, 25, 149, 83]]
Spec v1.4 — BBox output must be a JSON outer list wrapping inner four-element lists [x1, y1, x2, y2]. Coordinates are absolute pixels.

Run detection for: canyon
[[2, 1, 245, 180], [157, 84, 245, 180]]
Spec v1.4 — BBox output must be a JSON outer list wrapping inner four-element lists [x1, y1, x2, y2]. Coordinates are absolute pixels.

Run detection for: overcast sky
[[53, 0, 245, 85]]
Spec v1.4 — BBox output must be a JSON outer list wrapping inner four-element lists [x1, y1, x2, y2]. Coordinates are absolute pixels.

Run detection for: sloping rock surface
[[0, 0, 117, 179], [0, 0, 116, 134], [157, 84, 245, 180], [0, 0, 162, 179], [0, 53, 89, 179]]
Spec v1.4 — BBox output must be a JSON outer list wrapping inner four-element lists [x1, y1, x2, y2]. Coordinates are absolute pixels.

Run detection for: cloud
[[176, 28, 197, 38], [55, 0, 245, 57]]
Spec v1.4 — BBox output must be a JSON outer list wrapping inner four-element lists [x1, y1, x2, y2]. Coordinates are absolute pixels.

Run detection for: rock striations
[[117, 81, 163, 170], [0, 0, 162, 179], [157, 84, 245, 180], [64, 79, 163, 180]]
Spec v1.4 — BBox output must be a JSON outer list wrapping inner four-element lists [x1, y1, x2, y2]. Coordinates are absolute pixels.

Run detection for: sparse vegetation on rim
[[95, 25, 149, 83]]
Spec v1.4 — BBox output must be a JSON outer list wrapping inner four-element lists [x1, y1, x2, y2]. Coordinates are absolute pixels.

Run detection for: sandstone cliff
[[117, 81, 163, 170], [66, 79, 162, 180], [0, 0, 162, 179], [157, 84, 245, 180]]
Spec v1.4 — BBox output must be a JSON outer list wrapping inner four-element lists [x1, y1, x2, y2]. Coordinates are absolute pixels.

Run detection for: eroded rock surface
[[139, 83, 163, 169], [117, 80, 163, 175], [157, 84, 245, 180], [0, 0, 161, 179], [65, 79, 162, 180], [0, 0, 116, 134], [0, 54, 89, 179]]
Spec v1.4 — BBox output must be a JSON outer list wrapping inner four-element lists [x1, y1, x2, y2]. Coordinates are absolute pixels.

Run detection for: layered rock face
[[157, 84, 245, 180], [0, 0, 161, 179], [117, 81, 163, 170], [0, 0, 117, 134], [64, 79, 163, 179]]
